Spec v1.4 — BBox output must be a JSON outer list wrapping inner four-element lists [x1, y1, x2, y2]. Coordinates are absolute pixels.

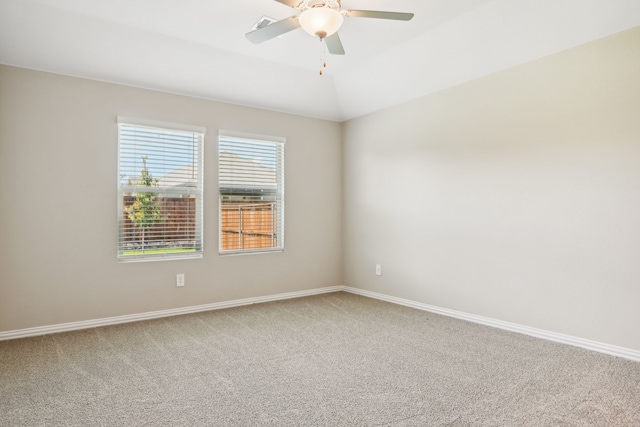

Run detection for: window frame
[[117, 116, 206, 262], [218, 130, 285, 256]]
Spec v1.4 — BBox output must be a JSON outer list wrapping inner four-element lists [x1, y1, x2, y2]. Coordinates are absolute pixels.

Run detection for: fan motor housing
[[300, 0, 341, 12]]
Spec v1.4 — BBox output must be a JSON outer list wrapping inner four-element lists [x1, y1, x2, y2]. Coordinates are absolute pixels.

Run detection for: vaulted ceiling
[[1, 0, 639, 121]]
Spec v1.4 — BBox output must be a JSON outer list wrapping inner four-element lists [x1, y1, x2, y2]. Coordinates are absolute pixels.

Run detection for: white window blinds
[[218, 132, 285, 254], [118, 117, 205, 261]]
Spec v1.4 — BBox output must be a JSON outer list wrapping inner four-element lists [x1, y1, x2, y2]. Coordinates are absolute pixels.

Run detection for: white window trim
[[118, 116, 206, 135], [117, 116, 205, 262], [218, 130, 285, 256]]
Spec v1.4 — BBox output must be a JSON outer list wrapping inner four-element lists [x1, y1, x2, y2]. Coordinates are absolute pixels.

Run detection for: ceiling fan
[[246, 0, 414, 55]]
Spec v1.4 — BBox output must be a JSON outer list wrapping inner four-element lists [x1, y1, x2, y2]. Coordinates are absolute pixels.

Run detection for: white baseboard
[[0, 286, 344, 341], [3, 285, 639, 363], [343, 286, 640, 363]]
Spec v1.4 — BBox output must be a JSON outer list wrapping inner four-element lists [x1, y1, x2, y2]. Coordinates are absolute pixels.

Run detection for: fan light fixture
[[298, 7, 343, 39], [246, 0, 414, 75]]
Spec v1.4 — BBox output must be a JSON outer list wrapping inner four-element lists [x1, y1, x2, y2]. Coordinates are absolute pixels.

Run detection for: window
[[117, 117, 205, 261], [218, 131, 285, 254]]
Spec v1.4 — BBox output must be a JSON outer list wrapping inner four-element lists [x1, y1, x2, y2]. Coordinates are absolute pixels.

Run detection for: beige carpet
[[1, 292, 639, 426]]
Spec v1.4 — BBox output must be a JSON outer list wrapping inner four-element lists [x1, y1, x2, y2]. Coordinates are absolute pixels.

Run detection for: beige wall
[[0, 65, 343, 331], [343, 27, 640, 351], [2, 27, 639, 354]]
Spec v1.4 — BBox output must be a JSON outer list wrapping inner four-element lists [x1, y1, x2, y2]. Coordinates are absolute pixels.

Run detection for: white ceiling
[[1, 0, 639, 122]]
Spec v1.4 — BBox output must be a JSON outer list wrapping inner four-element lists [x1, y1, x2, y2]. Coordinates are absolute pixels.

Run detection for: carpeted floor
[[1, 292, 639, 426]]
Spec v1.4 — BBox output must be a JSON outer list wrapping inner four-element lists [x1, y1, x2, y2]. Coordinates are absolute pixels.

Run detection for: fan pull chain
[[319, 38, 327, 76]]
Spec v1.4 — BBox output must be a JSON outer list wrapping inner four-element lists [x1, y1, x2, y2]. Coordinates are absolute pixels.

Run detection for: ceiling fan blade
[[246, 15, 300, 44], [343, 10, 414, 21], [325, 32, 345, 55], [273, 0, 300, 7]]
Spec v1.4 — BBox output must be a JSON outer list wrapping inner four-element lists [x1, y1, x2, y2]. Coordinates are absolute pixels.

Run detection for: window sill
[[218, 249, 284, 257], [117, 253, 203, 263]]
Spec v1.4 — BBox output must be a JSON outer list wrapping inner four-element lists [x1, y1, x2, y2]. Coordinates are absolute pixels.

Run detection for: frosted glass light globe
[[298, 7, 344, 39]]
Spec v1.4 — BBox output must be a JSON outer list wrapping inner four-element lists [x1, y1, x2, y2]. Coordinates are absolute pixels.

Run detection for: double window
[[117, 117, 205, 261], [117, 120, 284, 261], [218, 131, 285, 254]]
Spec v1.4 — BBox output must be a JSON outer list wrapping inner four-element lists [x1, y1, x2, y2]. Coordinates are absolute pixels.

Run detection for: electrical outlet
[[375, 264, 382, 276], [176, 273, 185, 287]]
